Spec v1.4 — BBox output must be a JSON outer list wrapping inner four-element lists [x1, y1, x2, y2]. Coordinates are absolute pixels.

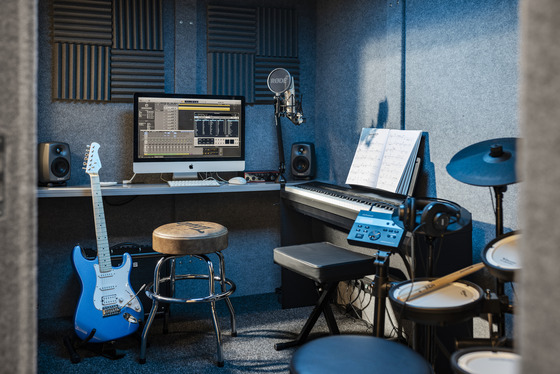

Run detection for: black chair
[[273, 242, 376, 350], [290, 335, 433, 374]]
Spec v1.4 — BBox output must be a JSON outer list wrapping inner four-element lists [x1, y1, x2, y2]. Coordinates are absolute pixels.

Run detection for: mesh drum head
[[457, 350, 520, 374], [485, 233, 520, 271]]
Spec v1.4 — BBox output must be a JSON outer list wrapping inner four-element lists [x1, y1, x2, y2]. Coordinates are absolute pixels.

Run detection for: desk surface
[[38, 182, 281, 198]]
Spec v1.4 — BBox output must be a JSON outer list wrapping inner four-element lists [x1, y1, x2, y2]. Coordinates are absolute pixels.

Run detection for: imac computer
[[133, 92, 245, 179]]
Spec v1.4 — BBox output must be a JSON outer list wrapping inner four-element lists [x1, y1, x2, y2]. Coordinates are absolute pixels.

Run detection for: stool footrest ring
[[145, 275, 236, 304]]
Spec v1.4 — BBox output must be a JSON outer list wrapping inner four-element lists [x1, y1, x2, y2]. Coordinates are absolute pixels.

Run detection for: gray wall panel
[[315, 0, 389, 183], [519, 1, 560, 372], [0, 0, 37, 371]]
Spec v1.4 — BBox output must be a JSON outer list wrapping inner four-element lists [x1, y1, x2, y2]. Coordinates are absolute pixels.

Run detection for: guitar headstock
[[84, 142, 102, 176]]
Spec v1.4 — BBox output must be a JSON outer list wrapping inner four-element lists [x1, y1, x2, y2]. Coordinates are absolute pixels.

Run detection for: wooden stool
[[139, 221, 237, 367]]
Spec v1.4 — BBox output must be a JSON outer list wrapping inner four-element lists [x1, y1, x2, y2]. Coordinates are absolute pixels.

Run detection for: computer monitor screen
[[133, 92, 245, 178]]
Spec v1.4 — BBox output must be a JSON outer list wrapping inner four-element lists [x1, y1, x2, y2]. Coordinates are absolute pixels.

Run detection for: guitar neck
[[90, 174, 111, 273]]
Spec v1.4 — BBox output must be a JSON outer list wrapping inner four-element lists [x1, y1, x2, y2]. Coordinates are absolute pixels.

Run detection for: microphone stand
[[274, 95, 286, 184]]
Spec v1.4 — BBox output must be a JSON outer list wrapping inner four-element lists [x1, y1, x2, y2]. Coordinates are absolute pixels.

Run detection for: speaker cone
[[292, 156, 310, 173], [51, 157, 70, 178]]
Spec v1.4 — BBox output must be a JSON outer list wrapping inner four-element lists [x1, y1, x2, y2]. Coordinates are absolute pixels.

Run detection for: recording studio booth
[[2, 0, 560, 373]]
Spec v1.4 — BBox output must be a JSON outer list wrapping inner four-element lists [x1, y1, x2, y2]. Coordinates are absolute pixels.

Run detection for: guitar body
[[72, 245, 144, 343]]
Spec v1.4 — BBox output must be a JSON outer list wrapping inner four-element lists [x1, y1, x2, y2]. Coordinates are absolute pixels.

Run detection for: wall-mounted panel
[[207, 4, 300, 104], [113, 0, 163, 50], [208, 52, 255, 101], [52, 0, 113, 45], [52, 43, 110, 101], [254, 57, 300, 104], [51, 0, 165, 102], [257, 7, 298, 58], [110, 49, 165, 101], [207, 5, 257, 54]]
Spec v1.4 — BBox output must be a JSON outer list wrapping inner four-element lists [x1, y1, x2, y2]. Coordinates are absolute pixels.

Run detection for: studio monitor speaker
[[38, 142, 71, 186], [291, 142, 315, 179]]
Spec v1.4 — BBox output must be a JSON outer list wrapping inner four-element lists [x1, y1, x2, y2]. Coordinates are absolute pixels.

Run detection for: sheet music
[[345, 129, 390, 188], [377, 130, 421, 193], [346, 128, 422, 194]]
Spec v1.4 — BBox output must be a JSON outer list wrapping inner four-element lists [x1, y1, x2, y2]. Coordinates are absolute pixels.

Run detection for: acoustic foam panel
[[207, 5, 300, 104], [51, 0, 164, 102]]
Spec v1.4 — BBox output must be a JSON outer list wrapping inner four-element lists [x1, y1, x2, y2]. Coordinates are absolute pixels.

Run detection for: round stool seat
[[152, 221, 228, 255], [290, 335, 433, 374]]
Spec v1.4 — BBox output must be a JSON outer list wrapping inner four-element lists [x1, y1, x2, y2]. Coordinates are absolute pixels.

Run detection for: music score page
[[346, 128, 422, 194]]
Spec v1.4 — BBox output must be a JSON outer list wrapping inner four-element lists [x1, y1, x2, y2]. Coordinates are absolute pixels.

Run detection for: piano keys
[[282, 181, 406, 230]]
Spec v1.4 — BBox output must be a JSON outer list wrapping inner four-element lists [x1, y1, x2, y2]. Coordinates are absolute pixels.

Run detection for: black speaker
[[109, 245, 170, 317], [38, 142, 71, 186], [291, 142, 315, 179], [398, 197, 461, 237]]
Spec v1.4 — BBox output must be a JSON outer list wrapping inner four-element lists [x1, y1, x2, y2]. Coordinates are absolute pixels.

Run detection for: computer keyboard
[[167, 179, 221, 187]]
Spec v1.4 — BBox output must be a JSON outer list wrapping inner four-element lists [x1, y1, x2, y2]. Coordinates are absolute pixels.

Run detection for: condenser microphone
[[284, 77, 296, 117], [267, 68, 292, 95], [267, 68, 305, 125]]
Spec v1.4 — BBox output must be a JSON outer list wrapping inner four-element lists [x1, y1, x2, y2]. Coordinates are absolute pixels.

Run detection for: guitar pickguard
[[92, 259, 142, 315]]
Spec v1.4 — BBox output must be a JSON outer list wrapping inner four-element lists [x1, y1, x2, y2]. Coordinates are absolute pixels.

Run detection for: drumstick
[[398, 262, 485, 302]]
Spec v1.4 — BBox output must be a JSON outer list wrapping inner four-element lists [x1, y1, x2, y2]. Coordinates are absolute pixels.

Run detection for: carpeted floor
[[38, 293, 372, 373]]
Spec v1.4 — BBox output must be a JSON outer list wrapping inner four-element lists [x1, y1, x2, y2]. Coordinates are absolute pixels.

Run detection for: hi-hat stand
[[446, 138, 519, 339]]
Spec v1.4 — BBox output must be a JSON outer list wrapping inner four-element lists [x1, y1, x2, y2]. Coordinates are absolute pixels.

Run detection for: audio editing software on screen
[[137, 97, 242, 159]]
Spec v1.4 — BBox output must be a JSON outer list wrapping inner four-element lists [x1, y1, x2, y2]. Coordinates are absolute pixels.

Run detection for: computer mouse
[[228, 176, 247, 185]]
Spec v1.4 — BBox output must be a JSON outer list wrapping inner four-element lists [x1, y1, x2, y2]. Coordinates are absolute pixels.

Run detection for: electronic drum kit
[[388, 138, 521, 373]]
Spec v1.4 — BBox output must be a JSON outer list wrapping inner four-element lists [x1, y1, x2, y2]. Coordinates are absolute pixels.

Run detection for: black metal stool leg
[[217, 251, 237, 336]]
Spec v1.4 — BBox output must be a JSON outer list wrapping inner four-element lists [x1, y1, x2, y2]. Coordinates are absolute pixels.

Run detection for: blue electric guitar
[[72, 142, 143, 343]]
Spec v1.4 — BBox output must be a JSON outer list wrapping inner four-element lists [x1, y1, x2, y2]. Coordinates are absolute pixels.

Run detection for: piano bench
[[273, 242, 375, 350]]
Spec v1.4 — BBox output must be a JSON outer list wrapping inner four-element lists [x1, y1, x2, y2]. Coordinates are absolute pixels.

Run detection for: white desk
[[37, 182, 281, 198]]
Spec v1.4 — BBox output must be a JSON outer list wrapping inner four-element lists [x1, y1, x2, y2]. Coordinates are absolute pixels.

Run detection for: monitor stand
[[172, 172, 198, 180]]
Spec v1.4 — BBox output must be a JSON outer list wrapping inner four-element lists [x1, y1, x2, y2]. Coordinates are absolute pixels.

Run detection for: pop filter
[[267, 68, 292, 95]]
